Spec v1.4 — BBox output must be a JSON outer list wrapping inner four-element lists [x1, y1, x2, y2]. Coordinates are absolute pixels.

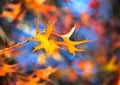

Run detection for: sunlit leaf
[[31, 20, 60, 57], [56, 26, 89, 55]]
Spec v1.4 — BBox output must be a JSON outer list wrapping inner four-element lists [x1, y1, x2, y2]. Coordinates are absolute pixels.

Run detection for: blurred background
[[0, 0, 120, 85]]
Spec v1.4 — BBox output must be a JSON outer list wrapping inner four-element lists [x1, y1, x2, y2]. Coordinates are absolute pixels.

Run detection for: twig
[[0, 40, 29, 55]]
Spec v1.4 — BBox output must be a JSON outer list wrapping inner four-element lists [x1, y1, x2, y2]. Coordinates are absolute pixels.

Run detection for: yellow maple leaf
[[32, 20, 60, 55], [25, 19, 63, 61], [55, 26, 89, 55]]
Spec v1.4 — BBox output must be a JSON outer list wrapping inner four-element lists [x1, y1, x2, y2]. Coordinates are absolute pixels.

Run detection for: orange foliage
[[16, 75, 46, 85], [1, 3, 22, 19], [117, 77, 120, 85], [67, 67, 78, 82], [35, 66, 58, 81], [80, 13, 89, 27], [75, 61, 94, 77], [0, 64, 17, 76], [25, 0, 56, 18], [102, 55, 118, 72]]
